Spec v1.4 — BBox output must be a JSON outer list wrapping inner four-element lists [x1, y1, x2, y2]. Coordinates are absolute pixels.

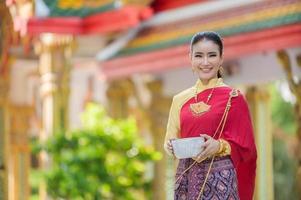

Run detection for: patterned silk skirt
[[174, 156, 239, 200]]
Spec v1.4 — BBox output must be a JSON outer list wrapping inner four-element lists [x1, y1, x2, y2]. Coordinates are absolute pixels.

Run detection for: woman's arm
[[222, 94, 257, 166], [164, 97, 180, 155]]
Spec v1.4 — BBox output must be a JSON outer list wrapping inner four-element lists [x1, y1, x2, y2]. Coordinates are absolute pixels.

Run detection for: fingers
[[167, 139, 173, 148], [200, 134, 212, 141], [196, 148, 210, 162], [167, 139, 174, 155], [196, 135, 219, 162], [201, 140, 209, 148]]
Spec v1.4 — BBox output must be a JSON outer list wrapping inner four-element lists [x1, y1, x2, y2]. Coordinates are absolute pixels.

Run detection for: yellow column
[[9, 105, 33, 200], [246, 86, 274, 200], [0, 2, 13, 200], [0, 78, 9, 200], [106, 79, 133, 118], [34, 33, 74, 199], [146, 79, 171, 200]]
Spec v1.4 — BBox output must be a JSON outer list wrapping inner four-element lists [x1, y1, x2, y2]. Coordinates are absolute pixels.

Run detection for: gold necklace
[[189, 80, 218, 116]]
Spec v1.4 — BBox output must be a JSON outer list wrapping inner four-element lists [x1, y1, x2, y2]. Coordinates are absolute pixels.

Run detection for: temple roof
[[39, 0, 116, 17], [117, 0, 301, 57], [100, 0, 301, 80], [27, 0, 201, 35], [7, 0, 301, 80], [28, 0, 153, 35]]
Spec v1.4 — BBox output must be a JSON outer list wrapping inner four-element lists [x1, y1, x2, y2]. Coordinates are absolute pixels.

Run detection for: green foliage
[[36, 103, 162, 200], [272, 138, 298, 200], [270, 84, 296, 135], [270, 84, 299, 199], [29, 169, 42, 200]]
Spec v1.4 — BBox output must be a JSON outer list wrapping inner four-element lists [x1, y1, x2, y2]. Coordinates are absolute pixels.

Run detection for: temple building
[[0, 0, 300, 199]]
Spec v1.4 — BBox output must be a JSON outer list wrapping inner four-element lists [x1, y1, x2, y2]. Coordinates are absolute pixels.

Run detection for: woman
[[164, 31, 257, 200]]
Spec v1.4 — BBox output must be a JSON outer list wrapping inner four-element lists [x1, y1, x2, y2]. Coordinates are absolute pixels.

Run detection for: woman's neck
[[200, 77, 218, 86], [195, 77, 224, 92], [200, 79, 210, 85]]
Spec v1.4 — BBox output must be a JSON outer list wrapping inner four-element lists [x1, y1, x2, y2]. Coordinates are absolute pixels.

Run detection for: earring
[[218, 66, 224, 77]]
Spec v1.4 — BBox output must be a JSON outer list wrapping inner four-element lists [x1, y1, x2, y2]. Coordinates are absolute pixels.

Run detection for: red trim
[[27, 17, 83, 34], [100, 23, 301, 80], [152, 0, 208, 12], [139, 0, 298, 36], [27, 6, 153, 35]]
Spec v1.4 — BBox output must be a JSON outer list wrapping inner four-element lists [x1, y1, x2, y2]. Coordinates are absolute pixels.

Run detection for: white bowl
[[171, 137, 205, 159]]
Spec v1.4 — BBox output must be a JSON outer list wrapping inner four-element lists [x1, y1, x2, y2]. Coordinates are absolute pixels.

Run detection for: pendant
[[190, 101, 211, 116]]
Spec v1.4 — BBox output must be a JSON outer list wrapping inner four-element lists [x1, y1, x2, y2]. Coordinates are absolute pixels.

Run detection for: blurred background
[[0, 0, 301, 199]]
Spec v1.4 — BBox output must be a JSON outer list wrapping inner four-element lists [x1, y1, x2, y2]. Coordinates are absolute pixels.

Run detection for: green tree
[[270, 84, 296, 135], [270, 84, 299, 200], [34, 103, 161, 200]]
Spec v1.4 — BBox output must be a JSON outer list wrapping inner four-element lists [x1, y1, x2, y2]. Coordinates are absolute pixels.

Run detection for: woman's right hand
[[166, 139, 175, 155]]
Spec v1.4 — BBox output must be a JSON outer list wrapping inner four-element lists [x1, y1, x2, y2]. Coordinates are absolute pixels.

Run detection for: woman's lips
[[198, 67, 212, 73]]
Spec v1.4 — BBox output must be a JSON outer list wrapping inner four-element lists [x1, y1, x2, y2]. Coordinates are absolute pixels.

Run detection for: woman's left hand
[[193, 134, 220, 163]]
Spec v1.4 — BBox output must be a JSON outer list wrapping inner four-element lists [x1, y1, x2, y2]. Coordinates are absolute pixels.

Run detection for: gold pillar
[[146, 79, 171, 200], [246, 86, 274, 200], [0, 78, 9, 200], [0, 83, 9, 200], [106, 79, 133, 118], [34, 33, 74, 199], [0, 2, 13, 200], [9, 105, 33, 200]]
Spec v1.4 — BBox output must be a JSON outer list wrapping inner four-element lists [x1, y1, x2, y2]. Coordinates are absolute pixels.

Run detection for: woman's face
[[190, 39, 223, 83]]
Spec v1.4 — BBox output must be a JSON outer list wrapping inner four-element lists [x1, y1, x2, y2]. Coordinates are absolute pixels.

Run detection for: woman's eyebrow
[[194, 51, 217, 54]]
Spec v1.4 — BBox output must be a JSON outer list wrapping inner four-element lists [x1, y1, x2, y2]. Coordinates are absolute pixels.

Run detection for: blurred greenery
[[270, 84, 296, 135], [29, 169, 42, 200], [32, 103, 162, 200], [270, 84, 299, 200], [272, 138, 298, 200]]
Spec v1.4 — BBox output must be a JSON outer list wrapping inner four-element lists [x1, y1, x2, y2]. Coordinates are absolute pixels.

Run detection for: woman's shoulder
[[221, 86, 248, 106], [215, 86, 246, 100], [172, 86, 195, 105], [216, 85, 241, 94]]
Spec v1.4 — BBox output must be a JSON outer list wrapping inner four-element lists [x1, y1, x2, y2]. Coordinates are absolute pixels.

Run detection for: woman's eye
[[195, 55, 202, 57], [209, 54, 217, 57]]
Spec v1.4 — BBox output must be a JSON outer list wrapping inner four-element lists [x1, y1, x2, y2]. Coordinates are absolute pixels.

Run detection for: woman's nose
[[202, 57, 209, 65]]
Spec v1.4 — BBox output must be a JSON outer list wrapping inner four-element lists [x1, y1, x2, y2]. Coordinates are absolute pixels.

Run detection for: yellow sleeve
[[164, 97, 180, 155]]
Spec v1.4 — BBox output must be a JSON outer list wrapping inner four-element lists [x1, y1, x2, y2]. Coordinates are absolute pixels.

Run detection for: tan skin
[[167, 39, 223, 162]]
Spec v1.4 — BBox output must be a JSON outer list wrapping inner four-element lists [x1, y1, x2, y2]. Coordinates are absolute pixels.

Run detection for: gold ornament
[[190, 79, 219, 116]]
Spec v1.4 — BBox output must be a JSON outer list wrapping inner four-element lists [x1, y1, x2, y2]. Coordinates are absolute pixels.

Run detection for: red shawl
[[180, 86, 257, 200]]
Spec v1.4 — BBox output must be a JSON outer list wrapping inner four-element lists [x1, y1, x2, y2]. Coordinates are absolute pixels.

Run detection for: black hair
[[190, 31, 223, 55], [190, 31, 223, 77]]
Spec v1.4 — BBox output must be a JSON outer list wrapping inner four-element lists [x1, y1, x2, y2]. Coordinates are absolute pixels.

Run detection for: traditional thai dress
[[164, 78, 257, 200]]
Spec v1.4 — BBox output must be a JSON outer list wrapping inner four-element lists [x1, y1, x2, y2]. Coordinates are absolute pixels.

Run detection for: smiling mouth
[[198, 67, 212, 72]]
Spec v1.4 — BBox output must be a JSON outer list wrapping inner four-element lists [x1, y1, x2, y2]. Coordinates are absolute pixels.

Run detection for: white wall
[[158, 47, 301, 96], [226, 47, 301, 86], [9, 59, 38, 105], [69, 59, 107, 129]]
